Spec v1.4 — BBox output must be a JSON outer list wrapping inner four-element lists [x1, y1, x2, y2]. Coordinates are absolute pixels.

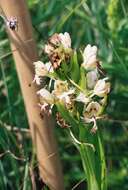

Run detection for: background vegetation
[[0, 0, 128, 189]]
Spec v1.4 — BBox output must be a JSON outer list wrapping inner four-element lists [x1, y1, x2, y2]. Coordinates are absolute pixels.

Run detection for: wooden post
[[0, 0, 64, 189]]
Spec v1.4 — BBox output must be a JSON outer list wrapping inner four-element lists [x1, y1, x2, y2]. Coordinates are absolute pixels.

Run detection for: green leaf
[[23, 162, 29, 190], [79, 67, 87, 91], [54, 69, 67, 81], [61, 61, 70, 75], [0, 161, 7, 189], [79, 144, 99, 190], [70, 51, 80, 83]]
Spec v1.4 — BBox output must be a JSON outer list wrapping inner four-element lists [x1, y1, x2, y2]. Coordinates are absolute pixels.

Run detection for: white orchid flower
[[37, 88, 55, 105], [34, 61, 53, 77], [93, 78, 110, 97], [34, 61, 47, 76], [59, 32, 71, 49], [87, 69, 98, 89], [53, 80, 69, 96], [44, 44, 54, 55], [33, 61, 53, 85], [57, 89, 75, 105], [84, 101, 101, 119], [82, 44, 97, 69], [53, 80, 75, 105], [82, 101, 101, 133], [76, 92, 90, 104]]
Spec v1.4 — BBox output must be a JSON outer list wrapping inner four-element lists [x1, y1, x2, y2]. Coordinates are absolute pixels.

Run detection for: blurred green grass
[[0, 0, 128, 189]]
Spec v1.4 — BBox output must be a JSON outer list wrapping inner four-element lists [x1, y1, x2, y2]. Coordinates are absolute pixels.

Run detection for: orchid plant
[[33, 32, 110, 190]]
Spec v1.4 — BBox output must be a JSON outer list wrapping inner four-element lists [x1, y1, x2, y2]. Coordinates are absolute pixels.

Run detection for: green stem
[[79, 144, 99, 190], [78, 124, 107, 190]]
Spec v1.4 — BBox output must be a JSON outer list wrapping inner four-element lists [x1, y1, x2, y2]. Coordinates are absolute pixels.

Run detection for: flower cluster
[[44, 32, 72, 69], [33, 32, 110, 133]]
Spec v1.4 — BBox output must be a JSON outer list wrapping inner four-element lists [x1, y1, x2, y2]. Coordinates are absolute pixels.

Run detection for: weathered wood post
[[0, 0, 64, 189]]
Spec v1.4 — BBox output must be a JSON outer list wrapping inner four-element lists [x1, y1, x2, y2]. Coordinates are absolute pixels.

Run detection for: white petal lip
[[76, 92, 89, 104], [82, 116, 98, 133], [33, 74, 41, 85], [82, 44, 98, 69], [59, 32, 71, 49], [37, 88, 54, 104], [59, 89, 75, 98]]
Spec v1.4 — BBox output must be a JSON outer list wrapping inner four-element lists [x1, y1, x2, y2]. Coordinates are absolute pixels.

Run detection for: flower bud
[[94, 78, 110, 97], [59, 32, 71, 49], [87, 69, 98, 89], [82, 44, 97, 69]]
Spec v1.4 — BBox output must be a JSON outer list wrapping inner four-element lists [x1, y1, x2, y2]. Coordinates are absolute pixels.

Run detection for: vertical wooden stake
[[0, 0, 64, 189]]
